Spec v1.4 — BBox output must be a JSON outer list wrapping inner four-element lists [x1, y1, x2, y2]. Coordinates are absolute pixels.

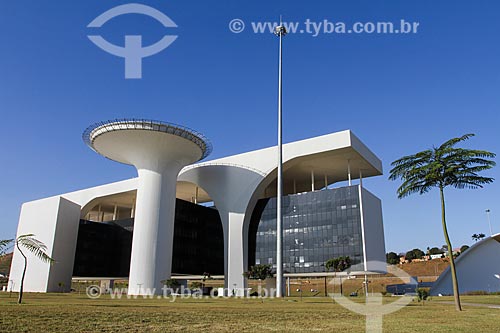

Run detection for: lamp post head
[[486, 209, 491, 213], [274, 25, 287, 37]]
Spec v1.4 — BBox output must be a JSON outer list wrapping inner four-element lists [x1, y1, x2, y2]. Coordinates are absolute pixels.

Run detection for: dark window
[[73, 199, 224, 277]]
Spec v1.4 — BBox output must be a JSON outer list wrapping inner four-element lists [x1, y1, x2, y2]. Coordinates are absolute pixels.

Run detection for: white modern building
[[431, 233, 500, 295], [9, 119, 386, 295]]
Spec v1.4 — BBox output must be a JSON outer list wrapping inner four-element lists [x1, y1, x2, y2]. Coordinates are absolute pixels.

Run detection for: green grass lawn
[[444, 295, 500, 305], [1, 293, 499, 332]]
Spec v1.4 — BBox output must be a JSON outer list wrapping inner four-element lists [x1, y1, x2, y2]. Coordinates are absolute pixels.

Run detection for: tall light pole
[[274, 19, 287, 298], [486, 209, 493, 236]]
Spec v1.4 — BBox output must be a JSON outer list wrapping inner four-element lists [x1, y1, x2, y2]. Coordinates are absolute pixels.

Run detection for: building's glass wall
[[248, 186, 363, 273], [73, 220, 132, 277], [172, 199, 224, 275], [73, 199, 224, 277]]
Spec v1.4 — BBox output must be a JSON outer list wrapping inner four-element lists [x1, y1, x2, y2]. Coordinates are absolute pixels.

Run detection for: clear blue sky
[[1, 0, 499, 253]]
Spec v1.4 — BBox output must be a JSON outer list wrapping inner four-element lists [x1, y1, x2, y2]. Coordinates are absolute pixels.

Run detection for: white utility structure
[[83, 119, 212, 295]]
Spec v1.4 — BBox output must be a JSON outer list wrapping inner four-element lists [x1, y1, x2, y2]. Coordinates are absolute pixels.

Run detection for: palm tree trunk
[[16, 241, 27, 304], [332, 272, 336, 303], [324, 276, 327, 297], [439, 186, 462, 311], [259, 279, 263, 302]]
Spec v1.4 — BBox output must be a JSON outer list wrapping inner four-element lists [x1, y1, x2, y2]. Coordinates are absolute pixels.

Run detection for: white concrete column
[[311, 170, 315, 192], [347, 159, 352, 186], [128, 169, 178, 295], [178, 164, 266, 296], [287, 277, 291, 296], [112, 204, 118, 220], [222, 218, 229, 292], [324, 174, 328, 189], [226, 212, 247, 296], [358, 184, 367, 271], [359, 169, 363, 188]]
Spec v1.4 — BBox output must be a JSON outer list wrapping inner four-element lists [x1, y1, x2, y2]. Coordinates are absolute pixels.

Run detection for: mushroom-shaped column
[[83, 119, 211, 295]]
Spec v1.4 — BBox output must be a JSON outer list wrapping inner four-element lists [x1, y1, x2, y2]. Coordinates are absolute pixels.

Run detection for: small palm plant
[[325, 256, 351, 296], [161, 278, 180, 294], [389, 133, 495, 311], [471, 233, 486, 242], [243, 264, 273, 299], [15, 234, 55, 304], [0, 239, 13, 255]]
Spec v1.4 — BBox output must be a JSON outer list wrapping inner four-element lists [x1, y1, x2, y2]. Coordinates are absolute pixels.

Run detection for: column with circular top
[[83, 119, 211, 295]]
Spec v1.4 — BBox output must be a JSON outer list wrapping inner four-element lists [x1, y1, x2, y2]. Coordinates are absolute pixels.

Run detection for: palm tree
[[389, 133, 495, 311], [15, 234, 54, 304], [471, 233, 486, 242], [0, 239, 13, 256], [243, 264, 273, 298], [325, 256, 351, 296]]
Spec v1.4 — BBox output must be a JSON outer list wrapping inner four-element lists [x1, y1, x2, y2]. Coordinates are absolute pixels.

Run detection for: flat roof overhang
[[80, 130, 382, 211], [80, 184, 212, 218], [181, 130, 382, 199], [265, 145, 382, 197]]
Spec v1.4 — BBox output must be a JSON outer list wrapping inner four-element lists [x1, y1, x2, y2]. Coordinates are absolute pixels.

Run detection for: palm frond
[[389, 150, 433, 180], [438, 133, 475, 151], [389, 133, 495, 198], [447, 175, 494, 189], [0, 239, 13, 255], [443, 149, 496, 165], [17, 234, 55, 264], [397, 180, 434, 198]]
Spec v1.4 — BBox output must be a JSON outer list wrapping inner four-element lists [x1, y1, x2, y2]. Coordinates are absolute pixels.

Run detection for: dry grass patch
[[1, 293, 499, 332]]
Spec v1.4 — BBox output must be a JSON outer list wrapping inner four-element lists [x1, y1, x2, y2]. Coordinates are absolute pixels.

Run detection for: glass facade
[[73, 219, 133, 277], [248, 186, 363, 273], [73, 199, 224, 277], [171, 199, 224, 275]]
